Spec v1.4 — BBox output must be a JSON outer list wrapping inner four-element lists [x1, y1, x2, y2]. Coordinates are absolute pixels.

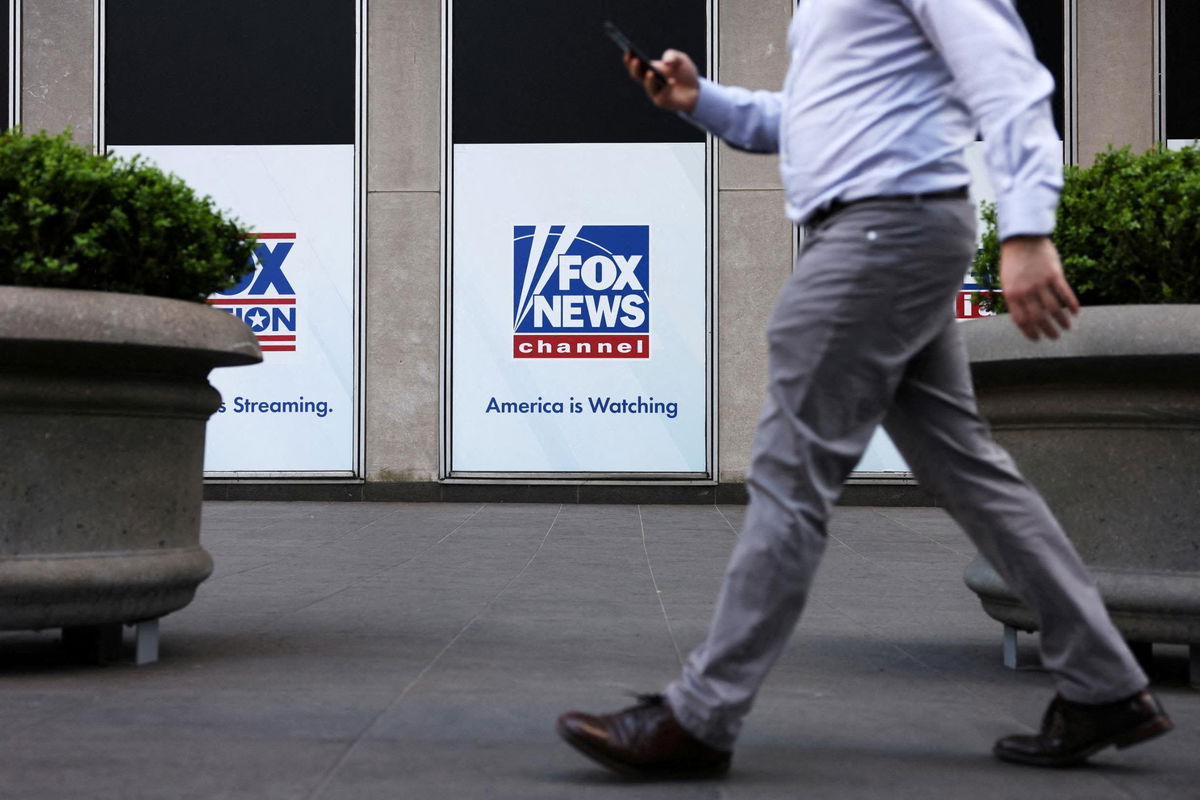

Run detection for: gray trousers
[[665, 197, 1147, 751]]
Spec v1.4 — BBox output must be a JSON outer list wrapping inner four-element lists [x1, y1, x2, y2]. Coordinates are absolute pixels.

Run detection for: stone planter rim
[[963, 304, 1200, 364], [0, 285, 260, 368]]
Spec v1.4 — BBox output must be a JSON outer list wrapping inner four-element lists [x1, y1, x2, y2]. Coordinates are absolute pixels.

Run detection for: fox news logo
[[512, 224, 650, 359], [207, 233, 299, 353]]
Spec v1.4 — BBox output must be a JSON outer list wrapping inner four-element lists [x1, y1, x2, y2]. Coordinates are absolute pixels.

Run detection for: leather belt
[[804, 186, 969, 230]]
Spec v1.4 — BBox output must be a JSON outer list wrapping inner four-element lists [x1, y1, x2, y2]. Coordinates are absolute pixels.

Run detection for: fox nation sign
[[111, 145, 357, 474]]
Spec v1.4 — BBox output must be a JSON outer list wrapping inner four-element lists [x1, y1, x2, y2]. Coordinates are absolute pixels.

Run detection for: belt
[[804, 186, 969, 230]]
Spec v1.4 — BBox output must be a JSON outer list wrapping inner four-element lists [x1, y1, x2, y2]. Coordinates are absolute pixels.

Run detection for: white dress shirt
[[688, 0, 1062, 240]]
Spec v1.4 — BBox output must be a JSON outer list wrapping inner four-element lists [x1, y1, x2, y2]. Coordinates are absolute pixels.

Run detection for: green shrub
[[0, 129, 255, 302], [972, 144, 1200, 311]]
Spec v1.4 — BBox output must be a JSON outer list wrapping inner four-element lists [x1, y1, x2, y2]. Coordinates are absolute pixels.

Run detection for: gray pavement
[[0, 501, 1196, 799]]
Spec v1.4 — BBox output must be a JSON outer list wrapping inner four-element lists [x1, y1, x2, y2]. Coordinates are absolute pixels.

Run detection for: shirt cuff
[[685, 78, 737, 134], [996, 184, 1059, 240]]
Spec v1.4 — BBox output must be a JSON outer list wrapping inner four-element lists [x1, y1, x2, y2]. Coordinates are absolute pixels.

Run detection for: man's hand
[[999, 236, 1080, 341], [623, 49, 700, 114]]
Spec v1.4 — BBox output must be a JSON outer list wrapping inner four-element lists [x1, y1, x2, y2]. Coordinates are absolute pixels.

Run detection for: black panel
[[453, 0, 706, 144], [1166, 0, 1200, 140], [1015, 0, 1065, 138], [106, 0, 355, 146]]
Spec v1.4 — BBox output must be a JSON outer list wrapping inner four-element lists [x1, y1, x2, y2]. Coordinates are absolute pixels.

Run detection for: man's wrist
[[686, 78, 729, 128], [1001, 234, 1052, 251]]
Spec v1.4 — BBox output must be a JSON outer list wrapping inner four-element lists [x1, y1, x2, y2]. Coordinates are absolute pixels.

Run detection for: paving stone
[[0, 501, 1193, 798]]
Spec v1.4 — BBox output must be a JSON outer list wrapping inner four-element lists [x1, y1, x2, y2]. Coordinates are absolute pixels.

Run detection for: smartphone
[[604, 20, 666, 89]]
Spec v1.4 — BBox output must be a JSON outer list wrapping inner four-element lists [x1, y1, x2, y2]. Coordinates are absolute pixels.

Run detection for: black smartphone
[[604, 20, 666, 88]]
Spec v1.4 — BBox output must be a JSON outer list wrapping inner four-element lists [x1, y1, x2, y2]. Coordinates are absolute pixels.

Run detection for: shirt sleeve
[[684, 78, 783, 155], [901, 0, 1062, 239]]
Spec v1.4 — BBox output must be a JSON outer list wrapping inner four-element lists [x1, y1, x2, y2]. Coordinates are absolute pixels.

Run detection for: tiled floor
[[0, 502, 1195, 799]]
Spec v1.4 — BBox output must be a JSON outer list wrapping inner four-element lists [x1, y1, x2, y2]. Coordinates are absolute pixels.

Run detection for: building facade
[[10, 1, 1196, 501]]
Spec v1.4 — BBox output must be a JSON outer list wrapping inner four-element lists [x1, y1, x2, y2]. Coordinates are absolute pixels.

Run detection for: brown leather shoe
[[994, 690, 1173, 767], [556, 694, 732, 778]]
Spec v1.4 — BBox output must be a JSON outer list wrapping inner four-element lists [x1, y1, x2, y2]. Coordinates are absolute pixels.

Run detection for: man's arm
[[901, 0, 1078, 340], [625, 50, 783, 154]]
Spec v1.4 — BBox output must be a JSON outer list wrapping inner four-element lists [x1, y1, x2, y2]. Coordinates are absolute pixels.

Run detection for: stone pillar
[[364, 0, 443, 482], [1074, 0, 1157, 165], [716, 0, 793, 483], [21, 0, 95, 144]]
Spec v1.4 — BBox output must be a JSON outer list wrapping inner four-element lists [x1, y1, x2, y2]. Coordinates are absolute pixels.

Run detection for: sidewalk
[[0, 502, 1195, 799]]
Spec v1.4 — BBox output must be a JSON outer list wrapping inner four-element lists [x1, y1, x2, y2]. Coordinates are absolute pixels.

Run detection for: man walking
[[557, 0, 1172, 777]]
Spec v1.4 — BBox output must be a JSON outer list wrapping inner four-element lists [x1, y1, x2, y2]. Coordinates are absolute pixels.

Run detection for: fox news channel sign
[[109, 145, 356, 473], [451, 143, 707, 473], [513, 224, 650, 359]]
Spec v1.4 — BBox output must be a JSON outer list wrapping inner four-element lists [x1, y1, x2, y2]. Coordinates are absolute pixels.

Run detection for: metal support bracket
[[1002, 624, 1020, 669], [1001, 624, 1042, 669], [133, 619, 159, 665]]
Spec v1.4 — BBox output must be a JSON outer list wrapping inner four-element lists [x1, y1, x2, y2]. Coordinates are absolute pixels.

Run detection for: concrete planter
[[0, 287, 260, 637], [962, 305, 1200, 678]]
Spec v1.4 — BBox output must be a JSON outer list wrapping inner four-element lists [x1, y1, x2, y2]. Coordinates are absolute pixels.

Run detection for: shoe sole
[[555, 718, 730, 780], [995, 713, 1175, 768]]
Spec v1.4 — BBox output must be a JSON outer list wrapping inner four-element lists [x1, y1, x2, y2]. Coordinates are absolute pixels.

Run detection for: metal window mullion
[[9, 0, 20, 130], [708, 0, 719, 482], [439, 0, 452, 478], [1154, 0, 1166, 145], [355, 0, 367, 480], [94, 0, 103, 151], [1066, 0, 1078, 165]]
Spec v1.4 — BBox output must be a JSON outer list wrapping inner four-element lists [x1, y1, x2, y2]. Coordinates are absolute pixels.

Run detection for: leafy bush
[[973, 144, 1200, 310], [0, 129, 255, 302]]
